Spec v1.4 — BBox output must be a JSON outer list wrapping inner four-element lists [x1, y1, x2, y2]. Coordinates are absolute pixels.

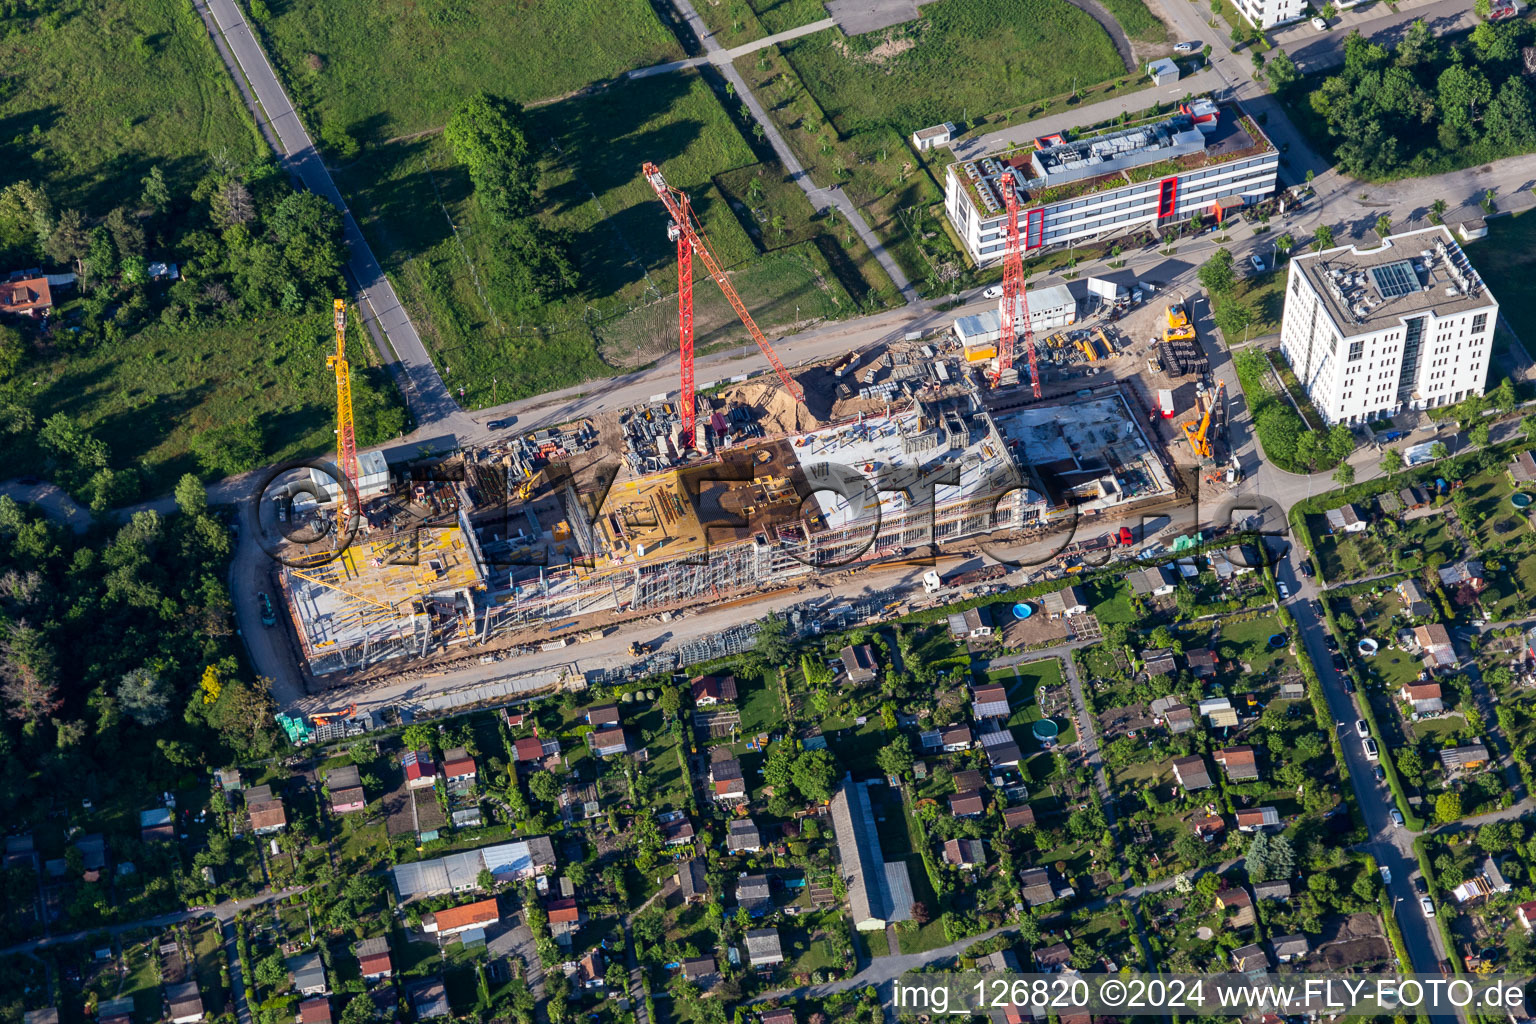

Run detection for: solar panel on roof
[[1370, 260, 1418, 299]]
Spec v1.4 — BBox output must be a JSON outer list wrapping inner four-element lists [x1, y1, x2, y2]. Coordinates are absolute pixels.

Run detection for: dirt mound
[[718, 380, 820, 435]]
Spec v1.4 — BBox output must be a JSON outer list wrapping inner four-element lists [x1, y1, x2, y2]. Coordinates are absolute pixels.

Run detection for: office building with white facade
[[943, 100, 1278, 266], [1278, 226, 1497, 425], [1233, 0, 1305, 29]]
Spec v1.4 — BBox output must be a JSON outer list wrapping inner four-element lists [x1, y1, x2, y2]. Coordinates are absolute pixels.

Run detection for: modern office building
[[943, 100, 1278, 265], [1233, 0, 1306, 29], [1278, 226, 1497, 425]]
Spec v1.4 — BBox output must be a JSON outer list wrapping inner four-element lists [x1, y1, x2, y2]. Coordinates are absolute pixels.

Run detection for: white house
[[1279, 227, 1498, 425]]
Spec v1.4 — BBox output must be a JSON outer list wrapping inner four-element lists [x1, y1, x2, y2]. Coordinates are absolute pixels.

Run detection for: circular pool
[[1013, 602, 1034, 620], [1032, 719, 1061, 746], [1358, 637, 1380, 656], [1513, 492, 1532, 509]]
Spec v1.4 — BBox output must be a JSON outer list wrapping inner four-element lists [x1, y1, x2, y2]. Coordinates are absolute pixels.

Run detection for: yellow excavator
[[1183, 381, 1224, 461], [1164, 302, 1196, 342], [628, 639, 655, 658]]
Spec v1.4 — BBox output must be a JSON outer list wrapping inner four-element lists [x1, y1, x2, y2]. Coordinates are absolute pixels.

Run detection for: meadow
[[0, 0, 407, 496], [331, 70, 890, 406], [0, 0, 263, 210], [251, 0, 686, 146], [693, 0, 832, 48], [777, 0, 1126, 137], [15, 311, 403, 495]]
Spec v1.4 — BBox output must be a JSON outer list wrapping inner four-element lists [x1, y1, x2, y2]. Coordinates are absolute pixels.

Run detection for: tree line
[[1267, 19, 1536, 179]]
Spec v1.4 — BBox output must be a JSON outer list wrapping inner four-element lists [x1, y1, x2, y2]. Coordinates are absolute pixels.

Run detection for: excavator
[[1183, 381, 1224, 461], [628, 639, 655, 658], [1164, 302, 1196, 343]]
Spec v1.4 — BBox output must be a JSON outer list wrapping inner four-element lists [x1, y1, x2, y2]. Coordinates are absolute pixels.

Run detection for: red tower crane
[[643, 162, 805, 449], [996, 181, 1041, 398]]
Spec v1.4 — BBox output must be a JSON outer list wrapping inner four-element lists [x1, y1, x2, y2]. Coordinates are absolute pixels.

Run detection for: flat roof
[[1294, 226, 1495, 338], [952, 102, 1274, 214]]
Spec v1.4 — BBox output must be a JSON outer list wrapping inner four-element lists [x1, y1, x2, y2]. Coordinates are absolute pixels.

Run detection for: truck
[[1158, 388, 1175, 418], [1118, 526, 1134, 546]]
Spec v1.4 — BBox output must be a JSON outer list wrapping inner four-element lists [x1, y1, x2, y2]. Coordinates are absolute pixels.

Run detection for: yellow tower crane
[[329, 299, 360, 516]]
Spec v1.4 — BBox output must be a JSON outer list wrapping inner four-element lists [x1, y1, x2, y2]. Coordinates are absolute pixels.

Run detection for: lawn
[[1209, 267, 1287, 343], [777, 0, 1125, 137], [694, 0, 832, 49], [1217, 612, 1296, 680], [1097, 0, 1168, 42], [14, 310, 401, 495], [0, 0, 262, 212], [328, 70, 879, 406], [254, 0, 684, 144]]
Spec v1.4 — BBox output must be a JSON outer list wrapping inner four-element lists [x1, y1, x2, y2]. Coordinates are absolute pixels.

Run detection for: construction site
[[267, 165, 1228, 686]]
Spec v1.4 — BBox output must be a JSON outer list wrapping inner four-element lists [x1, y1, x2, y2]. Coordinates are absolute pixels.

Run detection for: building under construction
[[278, 385, 1172, 678]]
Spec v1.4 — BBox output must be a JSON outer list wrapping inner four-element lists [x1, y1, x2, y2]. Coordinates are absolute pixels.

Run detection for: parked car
[[1374, 765, 1386, 782], [1420, 896, 1436, 917], [1363, 737, 1380, 761], [983, 285, 1004, 299], [1325, 633, 1339, 652], [1355, 720, 1369, 738], [1250, 254, 1266, 272], [1277, 580, 1290, 598], [1380, 865, 1391, 883], [1344, 677, 1357, 694], [1332, 654, 1348, 672], [1299, 559, 1314, 577], [1311, 15, 1328, 29], [487, 417, 517, 430], [1390, 808, 1405, 827], [1175, 40, 1199, 52], [1414, 876, 1428, 895]]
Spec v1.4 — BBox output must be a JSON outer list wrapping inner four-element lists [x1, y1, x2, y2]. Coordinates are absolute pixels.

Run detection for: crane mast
[[997, 181, 1041, 397], [328, 299, 360, 516], [642, 161, 805, 450]]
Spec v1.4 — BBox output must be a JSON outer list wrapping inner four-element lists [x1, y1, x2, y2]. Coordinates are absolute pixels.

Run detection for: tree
[[1380, 448, 1404, 475], [1397, 18, 1439, 66], [255, 952, 287, 990], [1491, 378, 1517, 411], [1438, 65, 1493, 131], [876, 737, 913, 780], [1429, 199, 1447, 225], [268, 191, 345, 291], [659, 685, 681, 720], [1435, 791, 1462, 823], [141, 166, 170, 215], [1266, 49, 1298, 90], [1470, 423, 1491, 448], [1333, 463, 1355, 486], [1198, 247, 1237, 296], [750, 613, 792, 670], [1487, 78, 1536, 149], [791, 749, 837, 804], [1431, 441, 1449, 460], [175, 473, 207, 516], [0, 323, 22, 383], [1374, 213, 1393, 239], [1214, 300, 1255, 340], [45, 208, 88, 269], [1475, 0, 1493, 18], [117, 667, 171, 726], [1, 621, 60, 724], [190, 419, 263, 476], [528, 770, 561, 805], [402, 723, 435, 751], [1313, 224, 1335, 250], [212, 180, 254, 227], [763, 739, 797, 794], [339, 996, 376, 1024], [444, 93, 536, 222]]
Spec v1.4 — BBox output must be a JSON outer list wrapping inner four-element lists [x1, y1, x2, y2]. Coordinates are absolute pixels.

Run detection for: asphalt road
[[201, 0, 472, 435]]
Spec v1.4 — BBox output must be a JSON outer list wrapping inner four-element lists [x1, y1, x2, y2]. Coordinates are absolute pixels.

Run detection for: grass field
[[0, 0, 263, 211], [327, 69, 884, 405], [14, 310, 402, 495], [777, 0, 1125, 137], [694, 0, 831, 48], [1098, 0, 1168, 42], [254, 0, 684, 144]]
